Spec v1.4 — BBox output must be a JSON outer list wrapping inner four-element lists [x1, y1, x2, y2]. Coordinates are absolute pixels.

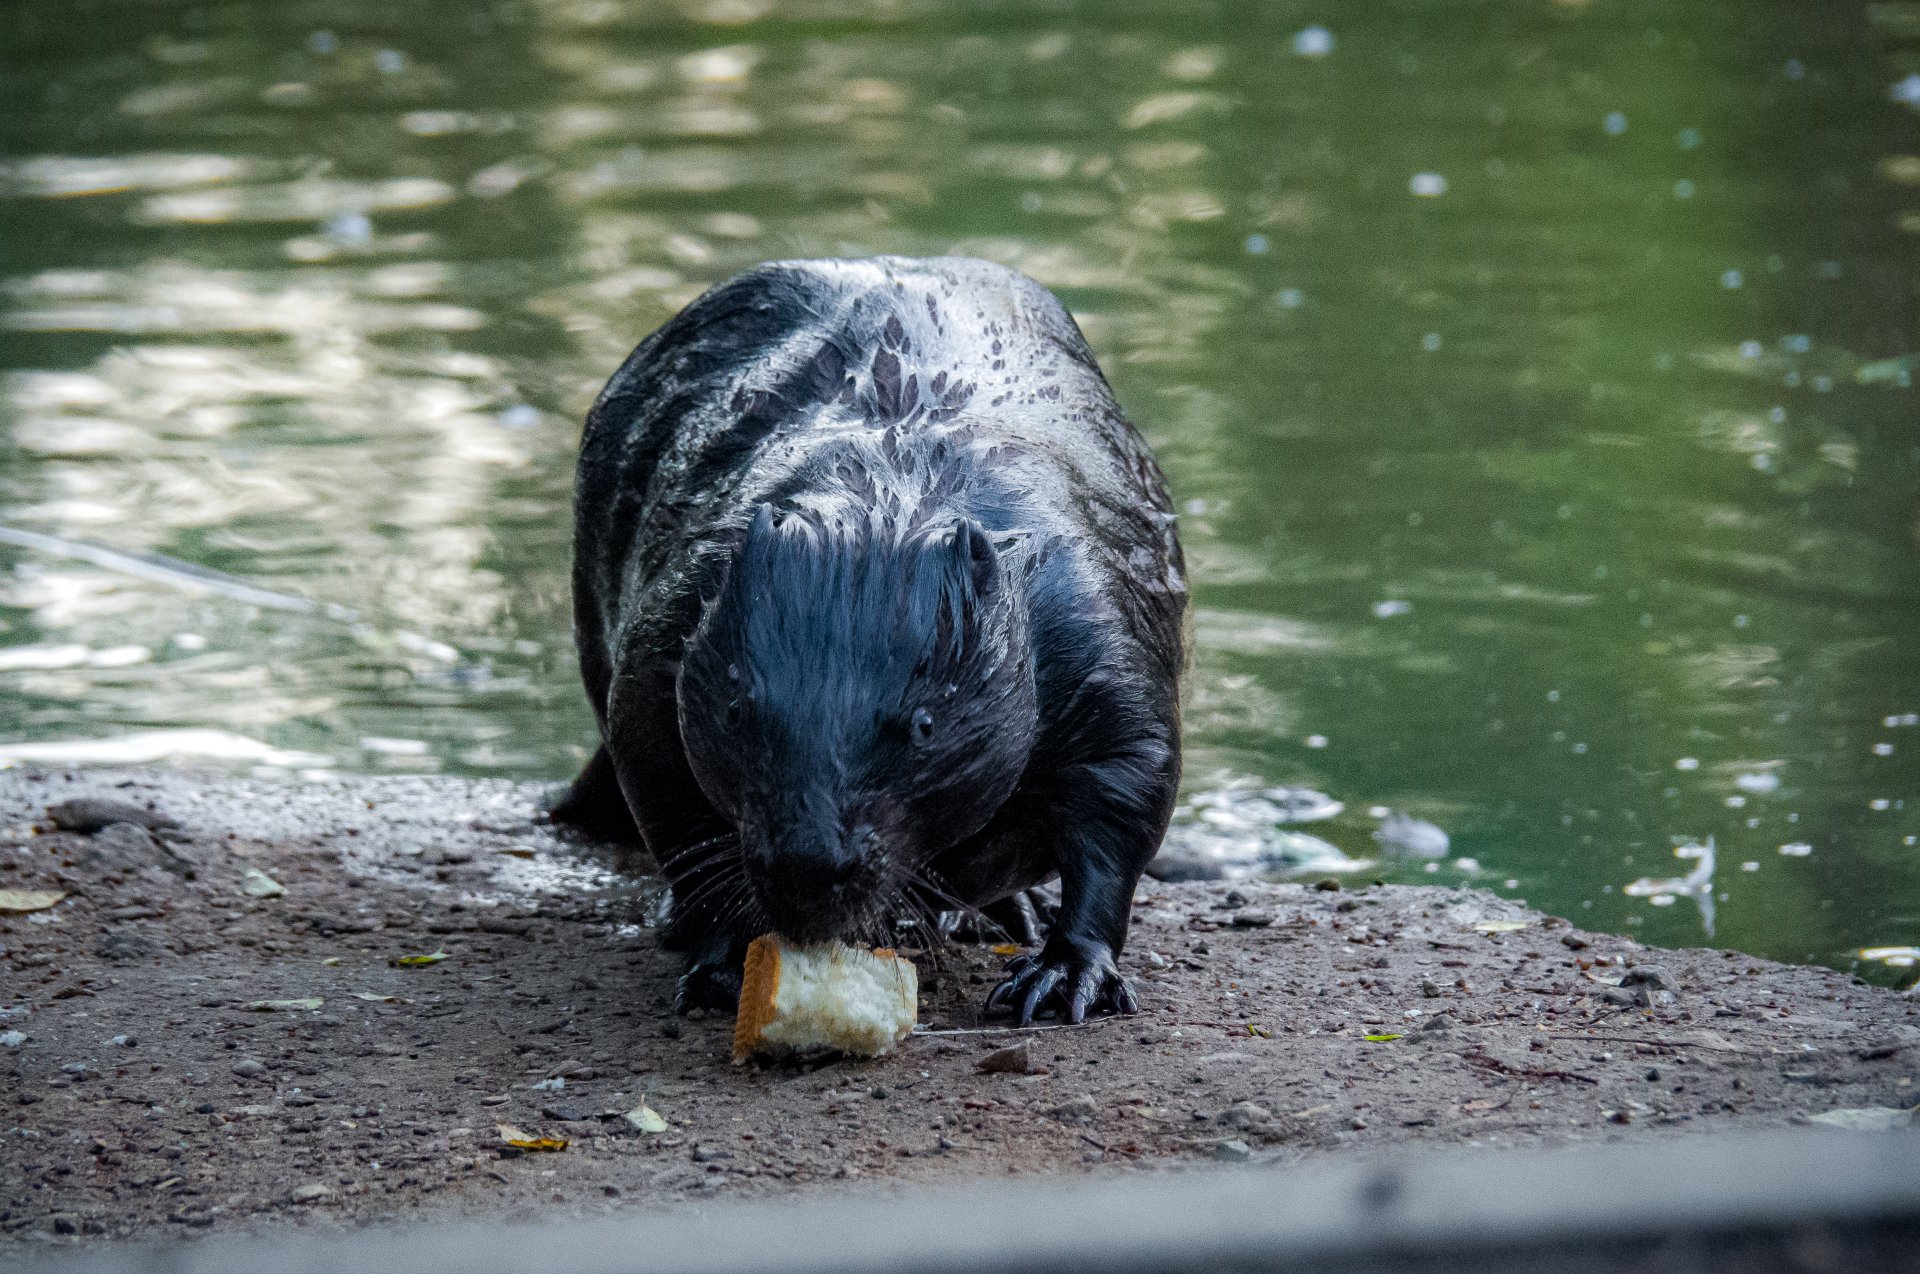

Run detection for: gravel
[[1, 767, 1916, 1247]]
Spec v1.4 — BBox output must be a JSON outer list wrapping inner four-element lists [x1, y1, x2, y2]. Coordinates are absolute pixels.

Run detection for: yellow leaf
[[390, 951, 449, 967], [496, 1123, 568, 1152], [1246, 1023, 1272, 1038], [1364, 1033, 1404, 1042], [989, 944, 1021, 956], [322, 957, 343, 967], [0, 889, 65, 913]]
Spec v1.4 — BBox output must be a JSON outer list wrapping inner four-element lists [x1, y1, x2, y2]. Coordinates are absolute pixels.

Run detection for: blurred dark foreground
[[17, 1127, 1920, 1274]]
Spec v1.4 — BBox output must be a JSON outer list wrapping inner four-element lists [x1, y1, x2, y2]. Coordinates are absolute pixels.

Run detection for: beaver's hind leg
[[547, 746, 643, 844]]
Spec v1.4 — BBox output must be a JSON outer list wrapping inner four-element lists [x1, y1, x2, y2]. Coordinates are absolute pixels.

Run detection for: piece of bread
[[732, 935, 918, 1060]]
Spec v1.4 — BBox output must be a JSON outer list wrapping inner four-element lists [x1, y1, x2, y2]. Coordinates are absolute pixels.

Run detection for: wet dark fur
[[557, 256, 1187, 1022]]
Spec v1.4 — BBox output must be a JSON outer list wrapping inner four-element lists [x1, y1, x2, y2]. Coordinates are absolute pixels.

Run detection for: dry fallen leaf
[[241, 869, 285, 899], [989, 943, 1021, 956], [623, 1104, 668, 1134], [1364, 1033, 1404, 1042], [390, 951, 449, 967], [245, 998, 323, 1012], [0, 889, 66, 914], [497, 1123, 568, 1152], [1245, 1023, 1272, 1038], [351, 992, 409, 1004], [1471, 920, 1530, 933]]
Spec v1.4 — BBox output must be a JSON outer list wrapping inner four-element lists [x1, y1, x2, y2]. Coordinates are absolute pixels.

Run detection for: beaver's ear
[[949, 517, 999, 595]]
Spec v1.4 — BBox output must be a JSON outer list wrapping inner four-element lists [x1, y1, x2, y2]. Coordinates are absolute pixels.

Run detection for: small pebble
[[976, 1041, 1033, 1075], [231, 1059, 266, 1079], [46, 798, 178, 834], [1231, 910, 1274, 929], [1220, 1100, 1271, 1128], [1212, 1138, 1253, 1162], [1048, 1093, 1098, 1123]]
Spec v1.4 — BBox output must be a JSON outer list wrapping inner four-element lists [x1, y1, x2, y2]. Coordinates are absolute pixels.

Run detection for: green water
[[2, 1, 1916, 980]]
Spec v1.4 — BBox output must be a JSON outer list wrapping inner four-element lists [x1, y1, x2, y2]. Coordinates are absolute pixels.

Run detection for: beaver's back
[[574, 257, 1185, 711]]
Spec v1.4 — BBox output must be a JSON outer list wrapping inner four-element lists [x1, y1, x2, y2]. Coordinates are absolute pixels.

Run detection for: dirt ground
[[2, 767, 1916, 1247]]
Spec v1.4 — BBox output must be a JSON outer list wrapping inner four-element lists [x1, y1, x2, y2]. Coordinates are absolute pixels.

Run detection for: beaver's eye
[[727, 698, 744, 727], [909, 707, 935, 745]]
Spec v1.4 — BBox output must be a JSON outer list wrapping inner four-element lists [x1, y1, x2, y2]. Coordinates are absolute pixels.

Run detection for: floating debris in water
[[1778, 842, 1812, 858], [1859, 946, 1920, 969], [1373, 811, 1450, 858], [1154, 776, 1368, 881], [1291, 26, 1335, 57], [1892, 74, 1920, 108], [1624, 837, 1716, 936], [1409, 172, 1448, 197], [1263, 787, 1345, 824], [1735, 771, 1780, 794], [1371, 599, 1412, 618], [1675, 757, 1700, 771], [1604, 111, 1627, 135]]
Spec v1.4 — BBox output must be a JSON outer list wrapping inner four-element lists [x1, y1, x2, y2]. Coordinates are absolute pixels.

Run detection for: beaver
[[554, 256, 1186, 1024]]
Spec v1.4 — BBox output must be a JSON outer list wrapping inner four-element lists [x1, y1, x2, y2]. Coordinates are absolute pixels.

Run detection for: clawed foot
[[984, 936, 1139, 1025], [675, 959, 742, 1014], [943, 889, 1053, 946]]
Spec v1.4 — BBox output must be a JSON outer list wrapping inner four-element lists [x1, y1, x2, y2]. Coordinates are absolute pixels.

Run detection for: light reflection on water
[[0, 0, 1915, 980]]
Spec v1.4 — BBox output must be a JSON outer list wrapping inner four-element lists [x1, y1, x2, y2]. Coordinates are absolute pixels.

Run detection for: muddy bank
[[1, 768, 1915, 1247]]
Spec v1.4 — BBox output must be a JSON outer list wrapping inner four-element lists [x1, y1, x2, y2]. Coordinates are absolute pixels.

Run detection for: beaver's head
[[678, 503, 1036, 945]]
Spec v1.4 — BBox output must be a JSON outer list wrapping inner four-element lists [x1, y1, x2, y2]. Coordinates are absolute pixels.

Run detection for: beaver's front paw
[[675, 960, 742, 1014], [984, 936, 1139, 1025]]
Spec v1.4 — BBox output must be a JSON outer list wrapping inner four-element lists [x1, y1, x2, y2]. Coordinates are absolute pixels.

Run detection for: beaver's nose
[[747, 820, 870, 944]]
